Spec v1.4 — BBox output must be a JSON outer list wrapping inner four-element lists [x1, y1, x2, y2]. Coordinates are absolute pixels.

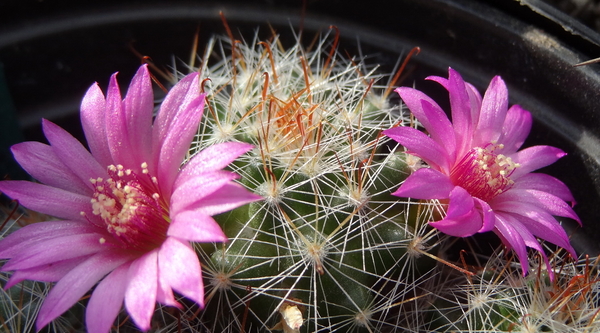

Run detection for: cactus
[[423, 247, 600, 333], [186, 29, 433, 332], [1, 24, 597, 333]]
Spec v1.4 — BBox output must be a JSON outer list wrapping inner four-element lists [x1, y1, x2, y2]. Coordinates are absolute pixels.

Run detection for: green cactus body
[[188, 30, 425, 332]]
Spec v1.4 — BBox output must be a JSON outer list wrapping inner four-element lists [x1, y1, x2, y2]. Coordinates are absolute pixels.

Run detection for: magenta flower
[[0, 65, 261, 332], [383, 68, 580, 277]]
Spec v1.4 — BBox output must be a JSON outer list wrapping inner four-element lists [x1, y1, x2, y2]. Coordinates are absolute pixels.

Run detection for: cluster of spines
[[182, 28, 427, 332]]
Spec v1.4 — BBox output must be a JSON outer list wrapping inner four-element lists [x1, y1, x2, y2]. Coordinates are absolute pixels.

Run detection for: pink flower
[[0, 65, 261, 332], [383, 68, 580, 278]]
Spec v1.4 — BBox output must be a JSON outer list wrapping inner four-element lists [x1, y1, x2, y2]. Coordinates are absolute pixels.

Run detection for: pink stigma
[[450, 144, 520, 202], [89, 163, 169, 251]]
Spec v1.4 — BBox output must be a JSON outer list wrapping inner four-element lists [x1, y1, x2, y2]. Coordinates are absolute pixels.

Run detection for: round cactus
[[185, 29, 432, 332]]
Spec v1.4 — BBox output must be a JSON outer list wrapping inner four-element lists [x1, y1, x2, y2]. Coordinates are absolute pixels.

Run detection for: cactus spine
[[188, 29, 427, 332]]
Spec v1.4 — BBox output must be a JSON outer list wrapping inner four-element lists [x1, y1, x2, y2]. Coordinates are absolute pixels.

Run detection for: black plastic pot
[[1, 0, 599, 254]]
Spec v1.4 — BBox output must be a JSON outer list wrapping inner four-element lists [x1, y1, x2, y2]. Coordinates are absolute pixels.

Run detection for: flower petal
[[156, 95, 206, 198], [168, 211, 227, 242], [426, 76, 482, 120], [170, 170, 239, 216], [156, 270, 181, 309], [11, 142, 91, 196], [504, 208, 576, 258], [391, 168, 454, 199], [125, 250, 158, 331], [512, 225, 552, 280], [43, 119, 108, 187], [475, 197, 495, 233], [493, 214, 529, 276], [510, 145, 566, 178], [86, 264, 129, 333], [104, 72, 130, 167], [0, 181, 98, 223], [493, 188, 580, 224], [499, 105, 532, 153], [429, 187, 483, 237], [512, 173, 575, 204], [158, 237, 204, 306], [80, 82, 113, 167], [36, 250, 134, 331], [495, 213, 550, 278], [465, 82, 483, 114], [175, 142, 254, 187], [3, 232, 114, 271], [395, 87, 456, 159], [383, 126, 450, 173], [152, 73, 200, 159], [446, 68, 473, 155], [474, 75, 508, 145], [5, 256, 89, 289], [152, 72, 200, 174], [121, 65, 154, 171], [185, 183, 262, 217], [0, 221, 98, 259]]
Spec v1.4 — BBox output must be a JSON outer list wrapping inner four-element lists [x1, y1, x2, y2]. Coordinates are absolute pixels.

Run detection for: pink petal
[[465, 82, 483, 116], [446, 68, 473, 155], [426, 76, 482, 119], [170, 170, 239, 216], [475, 197, 495, 233], [383, 127, 451, 173], [498, 105, 532, 153], [425, 75, 448, 87], [495, 213, 551, 278], [152, 73, 200, 158], [11, 142, 91, 196], [5, 256, 89, 289], [125, 250, 158, 331], [185, 182, 262, 217], [104, 73, 129, 165], [3, 232, 114, 271], [391, 168, 454, 199], [158, 237, 204, 306], [175, 142, 254, 187], [503, 208, 575, 258], [474, 75, 508, 145], [168, 211, 227, 242], [493, 214, 530, 276], [36, 250, 135, 331], [0, 221, 98, 259], [121, 65, 154, 172], [493, 189, 580, 224], [394, 87, 456, 159], [430, 212, 482, 237], [429, 187, 483, 237], [156, 95, 206, 198], [42, 119, 108, 186], [0, 181, 98, 223], [512, 173, 575, 204], [446, 187, 475, 217], [152, 72, 200, 170], [80, 83, 113, 167], [510, 145, 566, 178], [421, 100, 457, 160], [86, 264, 129, 333], [156, 270, 181, 309]]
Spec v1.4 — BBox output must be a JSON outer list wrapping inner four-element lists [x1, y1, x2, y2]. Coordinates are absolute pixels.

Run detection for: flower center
[[89, 163, 169, 251], [450, 144, 519, 202]]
